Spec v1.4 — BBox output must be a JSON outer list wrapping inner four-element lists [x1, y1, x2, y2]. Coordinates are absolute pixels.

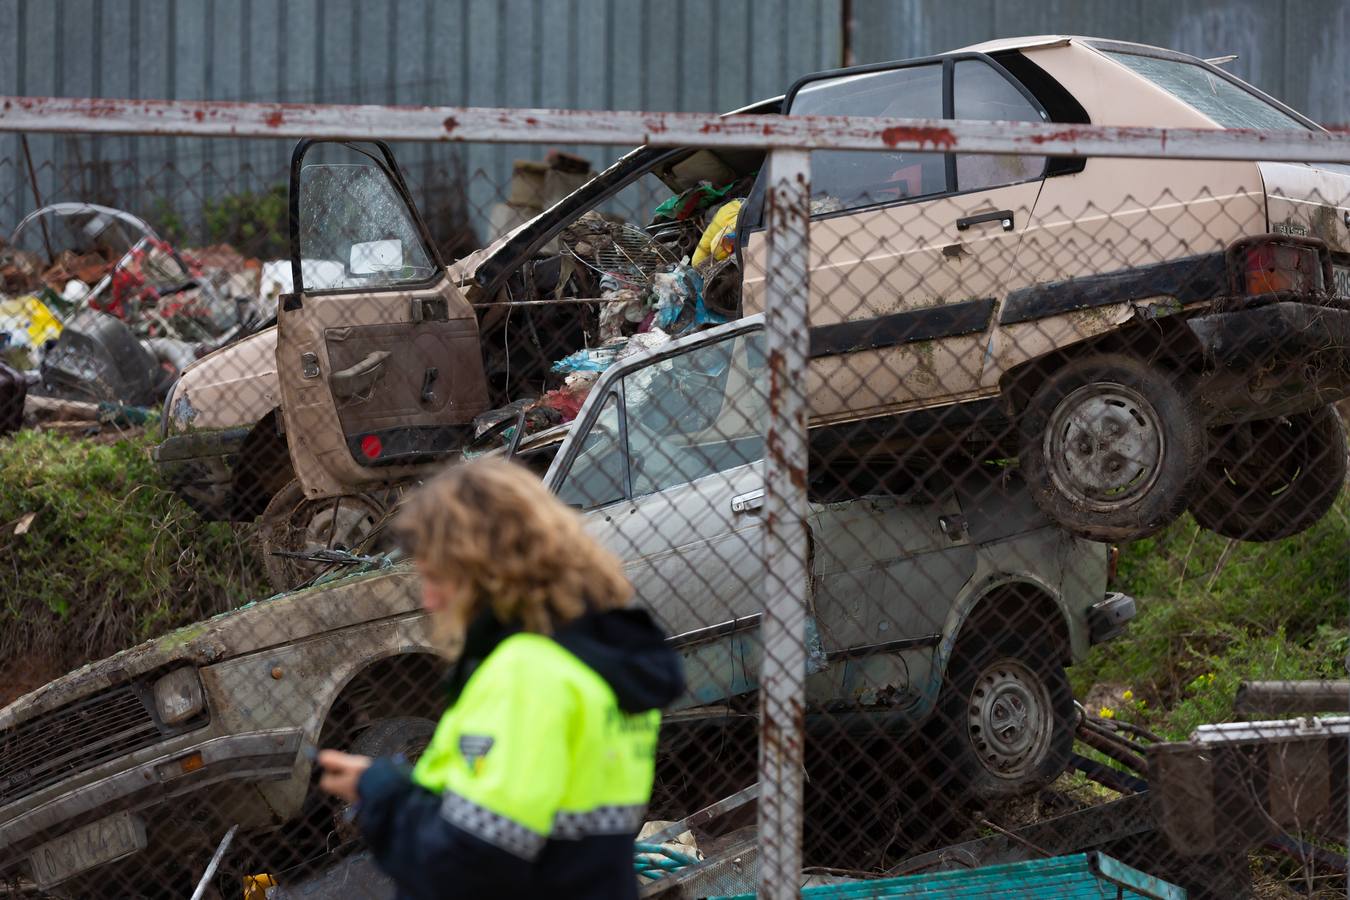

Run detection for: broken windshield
[[1102, 51, 1310, 131], [297, 150, 438, 292]]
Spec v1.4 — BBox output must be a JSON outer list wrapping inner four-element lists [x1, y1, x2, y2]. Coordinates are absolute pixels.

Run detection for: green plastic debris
[[653, 181, 738, 222]]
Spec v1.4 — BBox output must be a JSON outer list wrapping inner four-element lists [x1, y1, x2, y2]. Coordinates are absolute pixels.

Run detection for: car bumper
[[1188, 301, 1350, 417], [151, 427, 251, 520], [1189, 301, 1350, 375], [1087, 592, 1136, 645], [0, 727, 301, 870]]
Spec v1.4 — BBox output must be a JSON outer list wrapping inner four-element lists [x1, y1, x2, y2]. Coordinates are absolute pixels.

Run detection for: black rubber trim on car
[[808, 397, 1008, 449], [998, 252, 1228, 325], [808, 297, 996, 358], [345, 424, 474, 466], [823, 634, 941, 661]]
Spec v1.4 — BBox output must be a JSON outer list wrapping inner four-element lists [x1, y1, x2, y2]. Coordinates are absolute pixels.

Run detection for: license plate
[[1334, 265, 1350, 300], [28, 811, 147, 889]]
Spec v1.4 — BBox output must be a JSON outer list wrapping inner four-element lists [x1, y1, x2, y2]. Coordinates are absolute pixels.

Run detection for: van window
[[789, 65, 946, 214], [953, 60, 1048, 191], [1102, 51, 1308, 131]]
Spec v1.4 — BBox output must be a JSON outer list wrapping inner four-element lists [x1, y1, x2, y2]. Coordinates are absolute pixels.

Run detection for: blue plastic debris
[[550, 345, 622, 374], [713, 852, 1186, 900]]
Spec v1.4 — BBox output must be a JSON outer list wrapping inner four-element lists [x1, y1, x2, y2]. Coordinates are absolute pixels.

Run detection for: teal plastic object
[[634, 842, 701, 882], [713, 852, 1185, 899]]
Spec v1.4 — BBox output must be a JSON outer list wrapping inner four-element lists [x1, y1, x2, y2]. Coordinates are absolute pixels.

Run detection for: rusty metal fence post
[[759, 147, 812, 899]]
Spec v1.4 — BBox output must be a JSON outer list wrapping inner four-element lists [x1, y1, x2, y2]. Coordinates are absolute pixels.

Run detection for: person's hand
[[317, 750, 373, 804]]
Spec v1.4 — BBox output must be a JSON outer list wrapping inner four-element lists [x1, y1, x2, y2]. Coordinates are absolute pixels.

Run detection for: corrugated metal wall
[[1, 0, 1345, 240]]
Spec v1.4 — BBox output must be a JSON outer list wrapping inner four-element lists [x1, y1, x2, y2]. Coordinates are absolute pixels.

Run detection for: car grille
[[0, 685, 163, 807]]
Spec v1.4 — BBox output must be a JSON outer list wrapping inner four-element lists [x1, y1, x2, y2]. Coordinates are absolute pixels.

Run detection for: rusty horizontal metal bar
[[4, 96, 1350, 161], [1233, 680, 1350, 715]]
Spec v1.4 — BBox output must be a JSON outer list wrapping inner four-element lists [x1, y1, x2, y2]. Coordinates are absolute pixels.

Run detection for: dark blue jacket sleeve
[[356, 757, 534, 899]]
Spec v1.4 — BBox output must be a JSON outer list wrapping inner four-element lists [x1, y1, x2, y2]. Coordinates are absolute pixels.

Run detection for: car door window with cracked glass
[[297, 144, 438, 292], [790, 65, 946, 215], [624, 332, 766, 497]]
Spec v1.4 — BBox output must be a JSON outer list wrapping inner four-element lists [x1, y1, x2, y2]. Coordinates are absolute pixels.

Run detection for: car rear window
[[1102, 51, 1309, 131]]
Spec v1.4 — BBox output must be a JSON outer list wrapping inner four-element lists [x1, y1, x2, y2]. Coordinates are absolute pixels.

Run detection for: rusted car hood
[[0, 563, 420, 727], [165, 325, 279, 434]]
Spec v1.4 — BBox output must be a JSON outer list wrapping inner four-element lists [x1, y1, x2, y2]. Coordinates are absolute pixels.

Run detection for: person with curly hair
[[316, 457, 684, 900]]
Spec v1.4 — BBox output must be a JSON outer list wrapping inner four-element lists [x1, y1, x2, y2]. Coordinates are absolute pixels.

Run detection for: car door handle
[[329, 350, 391, 400], [956, 210, 1015, 232], [731, 490, 765, 514]]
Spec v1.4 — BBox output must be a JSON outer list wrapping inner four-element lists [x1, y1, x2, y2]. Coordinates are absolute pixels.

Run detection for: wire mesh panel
[[0, 86, 1348, 900]]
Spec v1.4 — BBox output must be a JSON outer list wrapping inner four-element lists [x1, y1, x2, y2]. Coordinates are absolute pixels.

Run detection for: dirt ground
[[0, 654, 66, 708]]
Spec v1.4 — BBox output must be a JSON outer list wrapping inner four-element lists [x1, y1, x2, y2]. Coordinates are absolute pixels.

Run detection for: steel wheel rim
[[298, 496, 383, 554], [1044, 381, 1166, 511], [967, 658, 1053, 779]]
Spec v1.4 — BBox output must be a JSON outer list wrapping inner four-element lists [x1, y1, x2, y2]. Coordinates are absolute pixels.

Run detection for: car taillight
[[1241, 240, 1324, 296], [360, 434, 383, 459]]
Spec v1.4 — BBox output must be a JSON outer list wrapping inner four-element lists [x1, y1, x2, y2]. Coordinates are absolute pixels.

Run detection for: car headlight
[[153, 668, 205, 725]]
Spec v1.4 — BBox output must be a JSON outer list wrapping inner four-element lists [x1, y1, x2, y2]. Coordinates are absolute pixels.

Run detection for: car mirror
[[349, 239, 404, 275]]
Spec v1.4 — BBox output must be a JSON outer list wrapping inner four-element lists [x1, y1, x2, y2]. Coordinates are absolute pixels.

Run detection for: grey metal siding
[[0, 0, 1341, 237]]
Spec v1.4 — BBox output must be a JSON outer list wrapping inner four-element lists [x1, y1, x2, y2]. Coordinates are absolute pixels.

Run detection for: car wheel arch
[[229, 409, 293, 519], [997, 314, 1204, 417], [309, 649, 447, 753], [936, 577, 1071, 679]]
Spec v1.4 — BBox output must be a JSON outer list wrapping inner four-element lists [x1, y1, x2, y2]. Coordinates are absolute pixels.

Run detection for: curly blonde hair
[[394, 457, 632, 638]]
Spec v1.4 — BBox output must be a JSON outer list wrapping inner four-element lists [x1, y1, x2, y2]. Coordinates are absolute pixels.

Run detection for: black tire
[[936, 627, 1075, 803], [331, 717, 437, 842], [1189, 405, 1348, 542], [349, 716, 438, 760], [1019, 354, 1204, 542]]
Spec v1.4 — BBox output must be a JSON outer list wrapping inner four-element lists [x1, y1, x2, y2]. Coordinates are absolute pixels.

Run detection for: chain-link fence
[[1, 48, 1349, 900]]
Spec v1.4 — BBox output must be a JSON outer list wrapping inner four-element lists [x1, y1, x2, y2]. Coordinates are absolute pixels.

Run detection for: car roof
[[951, 35, 1075, 54]]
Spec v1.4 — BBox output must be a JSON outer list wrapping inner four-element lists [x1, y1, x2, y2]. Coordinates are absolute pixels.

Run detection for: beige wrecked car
[[156, 35, 1350, 557]]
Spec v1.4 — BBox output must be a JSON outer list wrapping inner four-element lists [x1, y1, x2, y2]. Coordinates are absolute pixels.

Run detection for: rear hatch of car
[[1259, 162, 1350, 300]]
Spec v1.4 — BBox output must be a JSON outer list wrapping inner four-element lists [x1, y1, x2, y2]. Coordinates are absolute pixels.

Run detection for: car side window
[[625, 332, 766, 497], [953, 60, 1047, 191], [557, 393, 627, 510], [789, 65, 946, 215], [296, 143, 438, 292]]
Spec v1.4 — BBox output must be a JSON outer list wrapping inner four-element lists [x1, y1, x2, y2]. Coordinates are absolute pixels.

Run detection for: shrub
[[0, 427, 266, 671], [1071, 493, 1349, 739]]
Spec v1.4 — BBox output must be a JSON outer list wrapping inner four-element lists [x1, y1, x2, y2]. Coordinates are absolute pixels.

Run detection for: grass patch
[[0, 426, 265, 673], [1071, 493, 1349, 740]]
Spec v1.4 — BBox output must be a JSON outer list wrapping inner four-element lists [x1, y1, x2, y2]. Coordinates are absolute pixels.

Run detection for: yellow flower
[[1098, 707, 1115, 719], [1122, 690, 1134, 701]]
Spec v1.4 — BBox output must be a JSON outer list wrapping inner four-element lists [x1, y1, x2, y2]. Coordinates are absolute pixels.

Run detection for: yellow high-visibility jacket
[[356, 607, 684, 900]]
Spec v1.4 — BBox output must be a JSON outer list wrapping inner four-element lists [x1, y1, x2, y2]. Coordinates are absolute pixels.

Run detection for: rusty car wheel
[[1019, 354, 1203, 542], [938, 628, 1074, 803], [258, 479, 393, 593], [1189, 405, 1347, 542]]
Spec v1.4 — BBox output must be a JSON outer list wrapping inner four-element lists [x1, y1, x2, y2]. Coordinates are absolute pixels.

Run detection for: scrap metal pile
[[0, 203, 277, 435], [469, 162, 753, 453]]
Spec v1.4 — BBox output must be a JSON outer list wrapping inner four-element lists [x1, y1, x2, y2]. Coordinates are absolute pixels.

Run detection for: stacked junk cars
[[0, 203, 273, 438], [153, 146, 763, 591]]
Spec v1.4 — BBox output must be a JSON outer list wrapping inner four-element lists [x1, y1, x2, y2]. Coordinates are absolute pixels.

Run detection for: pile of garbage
[[0, 203, 275, 435], [470, 178, 747, 450]]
